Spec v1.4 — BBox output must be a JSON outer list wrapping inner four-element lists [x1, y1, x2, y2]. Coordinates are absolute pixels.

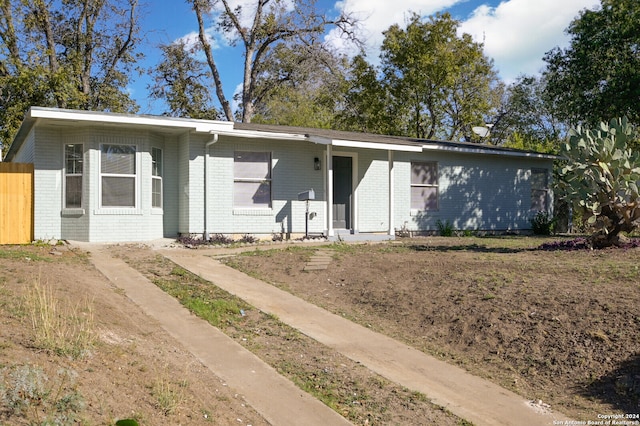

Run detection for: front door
[[332, 156, 352, 229]]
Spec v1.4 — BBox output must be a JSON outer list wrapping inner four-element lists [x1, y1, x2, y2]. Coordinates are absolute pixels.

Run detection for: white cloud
[[329, 0, 599, 82], [330, 0, 462, 55], [459, 0, 600, 81]]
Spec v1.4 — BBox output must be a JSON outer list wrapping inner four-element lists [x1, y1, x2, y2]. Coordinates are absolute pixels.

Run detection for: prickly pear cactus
[[558, 117, 640, 247]]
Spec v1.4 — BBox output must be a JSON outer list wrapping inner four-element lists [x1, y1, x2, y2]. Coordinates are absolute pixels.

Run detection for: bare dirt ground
[[0, 244, 269, 425], [2, 236, 639, 425], [221, 236, 640, 421]]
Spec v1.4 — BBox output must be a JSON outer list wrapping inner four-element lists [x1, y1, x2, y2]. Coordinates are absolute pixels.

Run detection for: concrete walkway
[[78, 239, 574, 426], [82, 244, 351, 426], [162, 248, 573, 426]]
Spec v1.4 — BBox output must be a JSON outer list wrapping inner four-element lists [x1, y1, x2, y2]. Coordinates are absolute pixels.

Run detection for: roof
[[5, 107, 558, 161], [234, 122, 558, 159]]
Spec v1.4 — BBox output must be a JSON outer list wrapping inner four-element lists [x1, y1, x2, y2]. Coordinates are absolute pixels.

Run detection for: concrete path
[[162, 248, 573, 426], [83, 244, 351, 426]]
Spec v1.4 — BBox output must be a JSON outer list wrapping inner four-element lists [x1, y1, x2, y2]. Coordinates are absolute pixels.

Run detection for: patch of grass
[[152, 266, 249, 328], [24, 279, 96, 359], [0, 248, 51, 261], [151, 369, 185, 416]]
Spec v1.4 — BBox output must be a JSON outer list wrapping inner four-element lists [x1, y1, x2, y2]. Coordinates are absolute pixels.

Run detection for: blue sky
[[134, 0, 600, 115]]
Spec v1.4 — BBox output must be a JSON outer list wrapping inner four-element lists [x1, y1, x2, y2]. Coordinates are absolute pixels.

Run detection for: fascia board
[[421, 143, 560, 160], [29, 107, 234, 133], [308, 135, 423, 152]]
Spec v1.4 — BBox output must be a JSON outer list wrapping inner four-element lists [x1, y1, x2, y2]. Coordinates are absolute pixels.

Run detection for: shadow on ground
[[582, 354, 640, 413], [406, 243, 529, 254]]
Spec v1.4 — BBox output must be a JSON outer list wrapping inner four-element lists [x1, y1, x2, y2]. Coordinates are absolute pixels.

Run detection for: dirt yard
[[2, 236, 639, 424], [0, 244, 269, 425], [222, 236, 640, 421]]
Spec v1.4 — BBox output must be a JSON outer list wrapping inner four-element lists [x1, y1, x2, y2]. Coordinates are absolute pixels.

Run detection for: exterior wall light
[[314, 157, 321, 170]]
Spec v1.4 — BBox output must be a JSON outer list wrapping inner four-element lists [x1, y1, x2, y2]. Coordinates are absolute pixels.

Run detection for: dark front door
[[333, 156, 352, 229]]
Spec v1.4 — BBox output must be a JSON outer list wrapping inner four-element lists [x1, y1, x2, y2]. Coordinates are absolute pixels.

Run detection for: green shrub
[[530, 211, 554, 235], [436, 219, 454, 237]]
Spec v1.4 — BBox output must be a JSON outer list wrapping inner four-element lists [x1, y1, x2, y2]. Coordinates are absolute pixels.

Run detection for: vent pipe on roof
[[203, 132, 219, 241]]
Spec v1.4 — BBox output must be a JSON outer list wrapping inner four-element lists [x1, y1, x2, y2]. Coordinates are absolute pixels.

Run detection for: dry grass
[[24, 278, 96, 359]]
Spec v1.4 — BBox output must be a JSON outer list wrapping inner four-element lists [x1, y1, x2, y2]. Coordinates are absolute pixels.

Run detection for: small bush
[[436, 219, 454, 237], [238, 234, 258, 244], [530, 211, 554, 235], [0, 364, 84, 424]]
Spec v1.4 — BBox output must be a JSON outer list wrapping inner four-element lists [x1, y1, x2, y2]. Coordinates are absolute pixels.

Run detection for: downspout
[[203, 132, 219, 241]]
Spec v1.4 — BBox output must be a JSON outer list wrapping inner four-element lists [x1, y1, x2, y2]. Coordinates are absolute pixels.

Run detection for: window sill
[[151, 208, 163, 215], [94, 208, 143, 215], [62, 208, 85, 217], [233, 208, 273, 216]]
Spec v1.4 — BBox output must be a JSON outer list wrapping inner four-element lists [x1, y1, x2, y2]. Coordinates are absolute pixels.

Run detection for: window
[[234, 151, 271, 208], [411, 161, 438, 211], [151, 147, 162, 209], [64, 144, 83, 208], [101, 144, 136, 208], [531, 168, 549, 211]]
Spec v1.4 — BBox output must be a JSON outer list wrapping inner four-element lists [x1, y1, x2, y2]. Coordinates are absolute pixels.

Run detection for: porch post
[[326, 145, 334, 237], [388, 150, 395, 236]]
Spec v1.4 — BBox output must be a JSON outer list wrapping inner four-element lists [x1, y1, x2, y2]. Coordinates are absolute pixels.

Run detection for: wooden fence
[[0, 163, 34, 244]]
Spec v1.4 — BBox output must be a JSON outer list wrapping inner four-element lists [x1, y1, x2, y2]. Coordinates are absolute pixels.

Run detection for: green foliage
[[436, 219, 454, 237], [252, 43, 347, 128], [115, 420, 140, 426], [558, 117, 640, 246], [494, 75, 567, 147], [188, 0, 358, 122], [337, 12, 499, 141], [530, 211, 555, 235], [1, 0, 142, 150], [543, 0, 640, 126], [149, 41, 219, 120]]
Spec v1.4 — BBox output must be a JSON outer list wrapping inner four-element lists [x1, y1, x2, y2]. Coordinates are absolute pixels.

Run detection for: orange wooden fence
[[0, 163, 34, 244]]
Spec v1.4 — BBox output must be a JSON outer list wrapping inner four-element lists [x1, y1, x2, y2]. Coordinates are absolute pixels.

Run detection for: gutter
[[203, 132, 219, 241]]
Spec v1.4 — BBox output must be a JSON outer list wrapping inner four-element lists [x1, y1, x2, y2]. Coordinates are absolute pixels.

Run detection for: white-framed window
[[233, 151, 272, 208], [100, 144, 137, 208], [151, 147, 163, 209], [64, 144, 83, 208], [531, 168, 549, 211], [411, 161, 439, 211]]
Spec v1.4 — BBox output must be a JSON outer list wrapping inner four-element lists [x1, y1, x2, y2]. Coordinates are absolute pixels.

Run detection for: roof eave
[[308, 135, 423, 152], [421, 143, 559, 160]]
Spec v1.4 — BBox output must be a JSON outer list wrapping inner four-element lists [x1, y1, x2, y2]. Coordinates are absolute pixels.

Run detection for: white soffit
[[308, 135, 423, 152], [29, 107, 234, 133]]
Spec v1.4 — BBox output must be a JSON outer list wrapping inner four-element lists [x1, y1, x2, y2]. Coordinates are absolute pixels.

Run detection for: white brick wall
[[203, 137, 326, 237], [25, 120, 554, 242], [394, 151, 553, 232]]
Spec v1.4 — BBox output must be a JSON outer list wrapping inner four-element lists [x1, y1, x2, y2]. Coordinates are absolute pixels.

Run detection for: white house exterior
[[2, 107, 556, 242]]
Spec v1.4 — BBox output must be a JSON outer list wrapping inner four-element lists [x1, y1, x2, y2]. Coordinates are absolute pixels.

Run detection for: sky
[[134, 0, 600, 115]]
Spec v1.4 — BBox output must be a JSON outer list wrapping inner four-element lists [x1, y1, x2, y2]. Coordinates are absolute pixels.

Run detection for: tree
[[0, 0, 142, 151], [250, 42, 348, 128], [558, 117, 640, 247], [188, 0, 358, 123], [149, 40, 219, 119], [493, 75, 567, 149], [338, 13, 499, 141], [543, 0, 640, 126], [334, 55, 396, 135]]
